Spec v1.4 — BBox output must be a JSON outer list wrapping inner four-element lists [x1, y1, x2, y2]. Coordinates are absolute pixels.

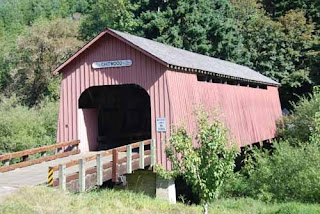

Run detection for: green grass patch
[[1, 186, 320, 214]]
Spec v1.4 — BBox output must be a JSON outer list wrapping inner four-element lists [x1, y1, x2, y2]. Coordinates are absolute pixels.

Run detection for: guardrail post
[[96, 153, 103, 186], [139, 141, 144, 169], [151, 139, 156, 166], [126, 145, 132, 174], [58, 164, 66, 191], [79, 158, 85, 192], [48, 167, 54, 186], [112, 149, 118, 182]]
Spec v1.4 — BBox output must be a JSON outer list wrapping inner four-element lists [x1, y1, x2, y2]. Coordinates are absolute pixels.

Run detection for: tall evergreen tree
[[79, 0, 138, 41], [232, 1, 320, 107], [132, 0, 246, 62], [262, 0, 320, 29]]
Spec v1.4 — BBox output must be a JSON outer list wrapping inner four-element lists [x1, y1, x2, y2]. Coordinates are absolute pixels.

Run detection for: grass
[[1, 186, 320, 214]]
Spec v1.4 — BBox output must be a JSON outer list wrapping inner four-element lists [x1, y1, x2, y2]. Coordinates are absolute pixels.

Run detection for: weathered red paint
[[56, 31, 282, 170], [165, 70, 282, 147]]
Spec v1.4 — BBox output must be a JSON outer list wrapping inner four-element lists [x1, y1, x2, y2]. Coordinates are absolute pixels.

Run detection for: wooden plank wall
[[57, 34, 172, 169], [165, 70, 282, 147]]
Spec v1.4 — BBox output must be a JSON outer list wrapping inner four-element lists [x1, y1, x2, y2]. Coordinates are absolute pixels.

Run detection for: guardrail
[[0, 140, 80, 173], [49, 139, 156, 192]]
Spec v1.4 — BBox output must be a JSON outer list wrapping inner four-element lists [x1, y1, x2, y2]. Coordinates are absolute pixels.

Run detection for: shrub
[[0, 95, 58, 154], [222, 141, 320, 203], [275, 203, 320, 214], [156, 109, 237, 214], [277, 86, 320, 143]]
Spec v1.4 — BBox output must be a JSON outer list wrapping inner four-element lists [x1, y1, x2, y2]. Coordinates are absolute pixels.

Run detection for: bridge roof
[[53, 28, 279, 86]]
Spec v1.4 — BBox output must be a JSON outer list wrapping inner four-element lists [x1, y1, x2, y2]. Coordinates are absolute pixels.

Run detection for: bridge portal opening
[[78, 84, 151, 151]]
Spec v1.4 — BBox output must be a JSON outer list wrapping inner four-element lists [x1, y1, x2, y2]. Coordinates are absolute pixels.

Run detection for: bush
[[156, 109, 237, 213], [277, 87, 320, 143], [222, 141, 320, 203], [0, 95, 58, 154], [275, 203, 320, 214]]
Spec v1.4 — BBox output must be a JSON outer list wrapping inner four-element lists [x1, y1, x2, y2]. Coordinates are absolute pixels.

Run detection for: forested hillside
[[0, 0, 319, 153]]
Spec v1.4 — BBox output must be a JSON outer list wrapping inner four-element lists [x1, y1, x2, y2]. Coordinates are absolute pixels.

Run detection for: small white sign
[[92, 60, 132, 69], [156, 118, 166, 132]]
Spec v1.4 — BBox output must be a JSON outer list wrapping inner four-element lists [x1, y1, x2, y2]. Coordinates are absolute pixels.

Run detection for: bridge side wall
[[57, 33, 172, 169], [165, 70, 282, 147]]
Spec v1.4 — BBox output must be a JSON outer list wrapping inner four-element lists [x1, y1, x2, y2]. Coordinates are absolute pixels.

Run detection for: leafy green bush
[[222, 141, 320, 203], [277, 87, 320, 143], [0, 95, 58, 154], [275, 203, 320, 214], [156, 109, 237, 213]]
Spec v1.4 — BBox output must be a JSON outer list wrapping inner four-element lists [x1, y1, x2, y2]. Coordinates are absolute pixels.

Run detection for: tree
[[262, 0, 320, 29], [277, 85, 320, 144], [6, 18, 83, 106], [309, 86, 320, 145], [232, 2, 320, 107], [156, 110, 237, 214], [133, 0, 246, 62], [0, 0, 92, 93], [79, 0, 138, 41]]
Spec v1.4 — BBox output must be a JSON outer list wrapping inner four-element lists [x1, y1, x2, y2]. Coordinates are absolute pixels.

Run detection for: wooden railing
[[0, 140, 80, 173], [49, 139, 155, 192]]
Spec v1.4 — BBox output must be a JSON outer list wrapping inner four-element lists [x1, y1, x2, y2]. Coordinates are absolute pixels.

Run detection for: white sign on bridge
[[92, 60, 132, 69], [156, 118, 166, 133]]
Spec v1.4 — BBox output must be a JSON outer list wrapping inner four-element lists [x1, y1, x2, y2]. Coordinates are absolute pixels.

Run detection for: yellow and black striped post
[[48, 167, 54, 186]]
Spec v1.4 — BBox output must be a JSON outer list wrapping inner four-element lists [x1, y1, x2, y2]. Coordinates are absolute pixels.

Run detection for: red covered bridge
[[53, 28, 282, 171]]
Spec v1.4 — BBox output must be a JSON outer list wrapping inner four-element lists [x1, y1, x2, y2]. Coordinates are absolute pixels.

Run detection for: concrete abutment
[[122, 170, 176, 203]]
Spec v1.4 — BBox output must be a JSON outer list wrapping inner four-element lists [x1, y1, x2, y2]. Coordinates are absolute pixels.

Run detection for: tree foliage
[[0, 0, 86, 103], [232, 0, 320, 106], [132, 0, 245, 62], [278, 86, 320, 143], [233, 141, 320, 203], [0, 95, 58, 154], [79, 0, 138, 41], [262, 0, 320, 29], [6, 18, 82, 106], [156, 110, 237, 213]]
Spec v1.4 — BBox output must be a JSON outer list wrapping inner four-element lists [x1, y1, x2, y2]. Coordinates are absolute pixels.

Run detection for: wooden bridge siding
[[165, 70, 282, 147], [57, 34, 172, 169]]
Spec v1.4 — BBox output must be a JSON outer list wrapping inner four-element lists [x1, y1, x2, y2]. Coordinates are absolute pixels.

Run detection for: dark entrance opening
[[79, 84, 151, 150]]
